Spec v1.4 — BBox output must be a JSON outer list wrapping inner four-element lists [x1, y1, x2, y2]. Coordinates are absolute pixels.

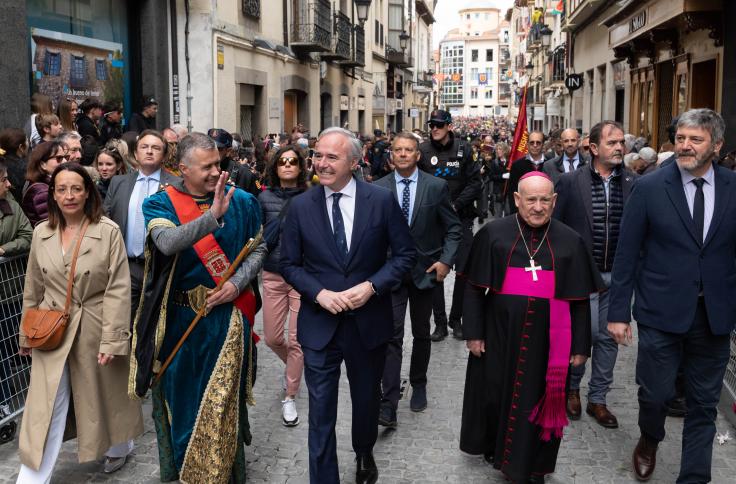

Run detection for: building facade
[[437, 4, 504, 118]]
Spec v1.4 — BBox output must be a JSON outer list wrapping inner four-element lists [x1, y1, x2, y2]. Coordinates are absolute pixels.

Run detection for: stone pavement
[[1, 271, 735, 483]]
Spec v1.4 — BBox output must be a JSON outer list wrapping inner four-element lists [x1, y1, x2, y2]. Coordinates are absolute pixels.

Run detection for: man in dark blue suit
[[280, 127, 415, 484], [608, 109, 735, 483]]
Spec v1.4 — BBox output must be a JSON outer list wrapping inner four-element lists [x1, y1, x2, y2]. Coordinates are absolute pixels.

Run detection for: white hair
[[638, 147, 658, 165], [170, 124, 189, 138], [318, 127, 362, 161], [624, 153, 640, 169]]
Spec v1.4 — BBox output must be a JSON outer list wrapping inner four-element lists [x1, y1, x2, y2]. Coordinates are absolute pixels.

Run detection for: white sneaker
[[281, 398, 299, 427]]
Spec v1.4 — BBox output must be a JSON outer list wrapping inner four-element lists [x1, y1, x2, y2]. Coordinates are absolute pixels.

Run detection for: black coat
[[552, 164, 636, 255], [257, 187, 304, 273]]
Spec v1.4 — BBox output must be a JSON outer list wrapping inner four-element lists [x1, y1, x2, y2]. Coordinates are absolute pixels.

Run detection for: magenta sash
[[498, 267, 571, 441]]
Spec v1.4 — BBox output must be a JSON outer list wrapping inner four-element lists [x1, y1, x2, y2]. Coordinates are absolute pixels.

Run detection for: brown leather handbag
[[21, 222, 88, 351]]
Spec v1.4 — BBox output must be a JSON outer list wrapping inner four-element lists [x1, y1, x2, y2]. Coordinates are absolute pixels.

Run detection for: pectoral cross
[[525, 258, 541, 282]]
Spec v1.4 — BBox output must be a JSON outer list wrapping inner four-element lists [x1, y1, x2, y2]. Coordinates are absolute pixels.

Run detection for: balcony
[[386, 45, 414, 68], [322, 11, 352, 61], [386, 45, 413, 68], [337, 24, 366, 68], [290, 0, 332, 54]]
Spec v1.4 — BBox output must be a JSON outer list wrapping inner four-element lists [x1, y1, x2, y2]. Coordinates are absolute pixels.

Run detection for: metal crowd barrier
[[0, 254, 30, 444], [724, 330, 736, 403]]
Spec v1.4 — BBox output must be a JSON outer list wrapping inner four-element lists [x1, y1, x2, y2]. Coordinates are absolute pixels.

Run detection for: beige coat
[[18, 217, 144, 470]]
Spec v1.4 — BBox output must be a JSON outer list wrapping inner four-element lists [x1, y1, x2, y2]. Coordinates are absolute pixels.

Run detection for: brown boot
[[566, 390, 581, 420], [632, 435, 658, 481], [586, 402, 619, 428]]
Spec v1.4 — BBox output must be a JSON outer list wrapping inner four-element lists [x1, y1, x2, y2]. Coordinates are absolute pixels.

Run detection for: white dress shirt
[[563, 153, 580, 172], [324, 177, 357, 251], [679, 163, 715, 241]]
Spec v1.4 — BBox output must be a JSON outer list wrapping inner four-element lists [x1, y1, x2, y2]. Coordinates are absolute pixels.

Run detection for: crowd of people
[[0, 94, 734, 484]]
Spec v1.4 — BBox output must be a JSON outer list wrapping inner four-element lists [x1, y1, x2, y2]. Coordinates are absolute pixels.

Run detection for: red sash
[[166, 186, 258, 333]]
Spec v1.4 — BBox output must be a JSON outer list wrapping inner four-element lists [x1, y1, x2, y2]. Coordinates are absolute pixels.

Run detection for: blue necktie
[[331, 193, 348, 261], [401, 179, 412, 222]]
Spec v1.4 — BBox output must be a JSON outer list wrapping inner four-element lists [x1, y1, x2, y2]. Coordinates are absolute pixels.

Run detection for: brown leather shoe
[[632, 435, 658, 481], [586, 402, 619, 428], [566, 390, 581, 420]]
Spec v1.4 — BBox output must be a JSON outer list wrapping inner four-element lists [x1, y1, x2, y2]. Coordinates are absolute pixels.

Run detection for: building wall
[[0, 0, 31, 129]]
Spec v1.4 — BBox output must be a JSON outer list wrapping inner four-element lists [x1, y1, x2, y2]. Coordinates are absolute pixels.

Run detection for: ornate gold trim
[[180, 307, 243, 483]]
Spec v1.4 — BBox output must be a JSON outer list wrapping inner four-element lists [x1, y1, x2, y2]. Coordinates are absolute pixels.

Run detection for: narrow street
[[1, 271, 734, 483]]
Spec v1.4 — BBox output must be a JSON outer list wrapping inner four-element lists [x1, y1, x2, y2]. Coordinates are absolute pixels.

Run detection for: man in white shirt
[[543, 128, 587, 185]]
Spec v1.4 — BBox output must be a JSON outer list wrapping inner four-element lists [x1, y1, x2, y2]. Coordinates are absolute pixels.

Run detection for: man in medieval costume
[[129, 132, 266, 483], [459, 172, 604, 483]]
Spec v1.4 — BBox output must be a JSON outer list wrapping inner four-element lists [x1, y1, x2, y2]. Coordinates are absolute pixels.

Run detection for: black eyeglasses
[[428, 122, 447, 129]]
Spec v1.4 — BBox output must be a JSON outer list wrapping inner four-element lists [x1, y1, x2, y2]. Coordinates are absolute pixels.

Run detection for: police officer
[[419, 110, 481, 341]]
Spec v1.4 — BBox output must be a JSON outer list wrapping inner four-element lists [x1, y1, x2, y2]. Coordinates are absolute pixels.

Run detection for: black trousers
[[636, 299, 730, 484], [128, 257, 145, 328], [381, 281, 434, 408], [449, 219, 474, 326]]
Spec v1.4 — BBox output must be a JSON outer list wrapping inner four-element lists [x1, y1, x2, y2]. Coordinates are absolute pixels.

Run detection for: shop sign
[[340, 95, 349, 110], [533, 105, 545, 121], [217, 44, 224, 69], [396, 99, 403, 110], [629, 10, 647, 34], [546, 97, 561, 117], [268, 98, 280, 119], [409, 108, 419, 118], [565, 73, 583, 91]]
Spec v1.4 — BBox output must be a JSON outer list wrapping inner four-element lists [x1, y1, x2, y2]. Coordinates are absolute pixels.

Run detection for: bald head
[[561, 128, 581, 158], [518, 174, 554, 196], [515, 174, 556, 228]]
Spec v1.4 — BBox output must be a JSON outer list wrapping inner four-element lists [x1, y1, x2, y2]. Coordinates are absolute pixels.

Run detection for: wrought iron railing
[[290, 0, 332, 52], [385, 45, 413, 67]]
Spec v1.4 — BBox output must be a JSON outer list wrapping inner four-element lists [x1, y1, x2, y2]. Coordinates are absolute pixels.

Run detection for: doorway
[[691, 59, 716, 110], [320, 93, 332, 132]]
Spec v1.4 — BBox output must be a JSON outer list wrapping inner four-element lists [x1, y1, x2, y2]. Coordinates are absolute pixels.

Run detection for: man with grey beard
[[608, 109, 736, 482]]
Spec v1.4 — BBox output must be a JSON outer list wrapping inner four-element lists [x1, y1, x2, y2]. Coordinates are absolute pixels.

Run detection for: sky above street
[[433, 0, 515, 48]]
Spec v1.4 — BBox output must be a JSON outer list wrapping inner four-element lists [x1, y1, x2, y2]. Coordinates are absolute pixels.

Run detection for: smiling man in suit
[[280, 127, 415, 484], [374, 132, 461, 427], [103, 129, 179, 321], [608, 109, 736, 482]]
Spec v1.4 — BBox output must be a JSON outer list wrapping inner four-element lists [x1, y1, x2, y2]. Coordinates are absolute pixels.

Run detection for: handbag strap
[[62, 221, 89, 316]]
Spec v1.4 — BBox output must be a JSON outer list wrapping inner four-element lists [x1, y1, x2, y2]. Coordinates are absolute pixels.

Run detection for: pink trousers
[[261, 270, 303, 396]]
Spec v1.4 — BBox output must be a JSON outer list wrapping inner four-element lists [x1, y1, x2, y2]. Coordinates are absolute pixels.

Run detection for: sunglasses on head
[[428, 122, 447, 129], [278, 157, 299, 167]]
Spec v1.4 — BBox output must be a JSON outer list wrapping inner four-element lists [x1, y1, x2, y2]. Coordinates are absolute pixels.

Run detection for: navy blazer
[[280, 179, 416, 351], [608, 161, 736, 335]]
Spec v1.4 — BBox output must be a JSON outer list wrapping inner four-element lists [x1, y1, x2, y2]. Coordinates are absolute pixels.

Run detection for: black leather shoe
[[431, 325, 448, 342], [410, 385, 427, 412], [356, 453, 378, 484], [377, 402, 397, 428], [452, 325, 463, 339], [483, 453, 494, 465]]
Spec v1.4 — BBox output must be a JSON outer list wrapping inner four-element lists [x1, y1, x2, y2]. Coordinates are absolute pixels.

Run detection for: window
[[95, 59, 107, 80], [471, 49, 478, 62], [475, 13, 479, 19], [466, 14, 470, 19], [486, 49, 493, 62], [380, 23, 384, 46], [485, 90, 492, 99], [375, 20, 380, 44], [471, 87, 478, 99], [470, 68, 478, 81], [70, 55, 86, 88], [44, 51, 61, 76], [485, 13, 490, 20]]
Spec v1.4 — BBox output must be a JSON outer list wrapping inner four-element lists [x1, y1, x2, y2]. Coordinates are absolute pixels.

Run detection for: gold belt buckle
[[186, 285, 211, 315]]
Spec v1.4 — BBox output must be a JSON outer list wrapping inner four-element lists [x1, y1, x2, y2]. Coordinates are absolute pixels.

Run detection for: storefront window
[[27, 0, 130, 118]]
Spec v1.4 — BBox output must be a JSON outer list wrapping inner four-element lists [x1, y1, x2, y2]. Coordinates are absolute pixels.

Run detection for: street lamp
[[399, 30, 410, 51], [353, 0, 372, 25], [540, 25, 553, 48]]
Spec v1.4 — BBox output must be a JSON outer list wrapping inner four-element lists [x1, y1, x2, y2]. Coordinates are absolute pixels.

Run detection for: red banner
[[508, 84, 530, 169]]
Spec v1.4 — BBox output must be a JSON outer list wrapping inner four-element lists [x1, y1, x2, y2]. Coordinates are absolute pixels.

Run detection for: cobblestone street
[[1, 272, 735, 483]]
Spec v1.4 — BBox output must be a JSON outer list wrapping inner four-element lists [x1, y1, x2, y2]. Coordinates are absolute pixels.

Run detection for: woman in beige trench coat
[[16, 163, 143, 482]]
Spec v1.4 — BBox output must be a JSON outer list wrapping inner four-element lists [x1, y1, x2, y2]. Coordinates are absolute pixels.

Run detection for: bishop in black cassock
[[459, 172, 604, 483]]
